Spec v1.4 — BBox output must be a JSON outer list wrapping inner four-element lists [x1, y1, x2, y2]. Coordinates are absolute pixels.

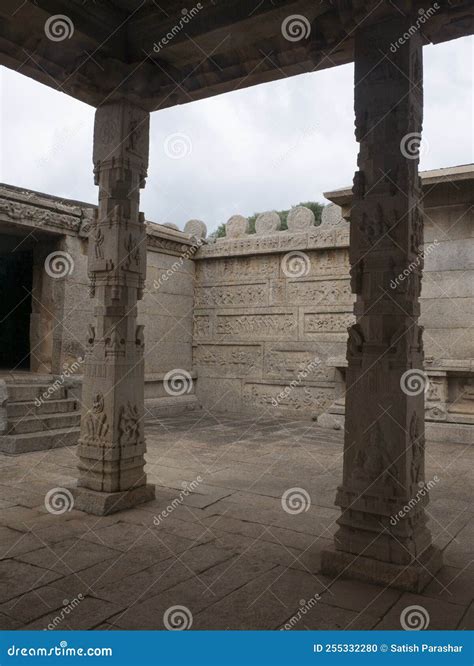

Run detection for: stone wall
[[0, 184, 200, 415], [193, 166, 474, 441], [193, 206, 353, 417], [324, 166, 474, 441], [1, 165, 472, 434]]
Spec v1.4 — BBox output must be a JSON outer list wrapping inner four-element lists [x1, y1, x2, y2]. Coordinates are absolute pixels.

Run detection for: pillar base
[[320, 545, 443, 593], [72, 483, 155, 516]]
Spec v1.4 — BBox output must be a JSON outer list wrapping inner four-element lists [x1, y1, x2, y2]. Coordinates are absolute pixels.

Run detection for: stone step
[[7, 397, 79, 418], [7, 412, 81, 435], [145, 395, 200, 419], [0, 427, 80, 454], [7, 383, 67, 402]]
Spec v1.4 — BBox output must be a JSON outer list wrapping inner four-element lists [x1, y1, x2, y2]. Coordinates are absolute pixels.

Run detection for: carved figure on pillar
[[321, 13, 442, 591], [72, 100, 155, 515]]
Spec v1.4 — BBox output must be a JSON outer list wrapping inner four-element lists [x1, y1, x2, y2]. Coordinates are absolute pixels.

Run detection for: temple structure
[[1, 0, 473, 592]]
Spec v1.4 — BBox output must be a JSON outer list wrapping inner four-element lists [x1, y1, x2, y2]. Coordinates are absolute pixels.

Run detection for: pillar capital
[[93, 100, 149, 186]]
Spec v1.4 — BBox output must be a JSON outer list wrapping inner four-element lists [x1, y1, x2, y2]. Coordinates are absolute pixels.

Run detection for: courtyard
[[0, 413, 472, 631], [0, 1, 473, 655]]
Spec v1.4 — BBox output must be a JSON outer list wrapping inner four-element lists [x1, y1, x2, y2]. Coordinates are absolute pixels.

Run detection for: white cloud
[[0, 36, 472, 233]]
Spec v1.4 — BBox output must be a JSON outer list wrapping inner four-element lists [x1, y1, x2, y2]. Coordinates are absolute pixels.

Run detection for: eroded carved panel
[[243, 383, 332, 414], [216, 313, 297, 339], [194, 344, 261, 376], [304, 312, 355, 334]]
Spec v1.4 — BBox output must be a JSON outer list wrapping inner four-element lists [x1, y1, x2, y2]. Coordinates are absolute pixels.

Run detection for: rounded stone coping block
[[163, 222, 180, 230], [287, 206, 315, 231], [184, 218, 207, 239], [321, 203, 343, 226], [226, 214, 249, 238], [255, 211, 281, 235]]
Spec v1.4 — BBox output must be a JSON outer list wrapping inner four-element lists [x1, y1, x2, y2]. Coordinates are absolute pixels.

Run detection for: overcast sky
[[0, 35, 472, 233]]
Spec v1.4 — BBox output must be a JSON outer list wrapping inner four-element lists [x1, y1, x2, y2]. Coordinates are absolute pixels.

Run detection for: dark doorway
[[0, 250, 33, 369]]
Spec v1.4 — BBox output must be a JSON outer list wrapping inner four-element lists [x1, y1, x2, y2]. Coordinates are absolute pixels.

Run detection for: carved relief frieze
[[94, 226, 105, 259], [287, 279, 353, 306], [265, 348, 332, 381], [311, 249, 349, 275], [425, 374, 448, 421], [216, 313, 297, 339], [304, 312, 354, 334], [146, 235, 190, 257], [81, 392, 109, 444], [123, 232, 141, 272], [350, 422, 399, 494], [193, 315, 211, 339], [118, 402, 141, 446], [105, 327, 125, 358], [195, 283, 267, 308], [243, 383, 332, 413], [196, 255, 279, 283], [0, 196, 81, 233], [195, 226, 349, 260], [194, 344, 261, 376]]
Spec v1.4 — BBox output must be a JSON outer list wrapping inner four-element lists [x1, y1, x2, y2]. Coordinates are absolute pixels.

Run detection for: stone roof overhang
[[324, 164, 474, 216], [0, 182, 198, 255], [1, 1, 473, 112]]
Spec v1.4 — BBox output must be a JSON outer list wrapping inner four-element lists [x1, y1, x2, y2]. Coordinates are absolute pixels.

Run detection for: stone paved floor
[[0, 413, 472, 631]]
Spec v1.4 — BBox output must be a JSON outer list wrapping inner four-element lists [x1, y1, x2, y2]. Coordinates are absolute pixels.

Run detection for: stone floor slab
[[0, 413, 471, 629]]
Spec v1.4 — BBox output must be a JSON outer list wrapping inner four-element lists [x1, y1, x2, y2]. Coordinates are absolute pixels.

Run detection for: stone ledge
[[196, 226, 349, 260], [145, 395, 200, 419], [425, 421, 474, 445]]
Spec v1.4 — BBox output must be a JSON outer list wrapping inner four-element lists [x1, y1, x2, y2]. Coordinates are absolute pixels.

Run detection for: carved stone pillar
[[72, 100, 155, 515], [321, 17, 442, 591]]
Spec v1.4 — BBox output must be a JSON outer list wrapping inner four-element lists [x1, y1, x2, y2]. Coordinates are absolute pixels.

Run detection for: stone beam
[[72, 100, 155, 515], [321, 14, 442, 591], [2, 1, 472, 111]]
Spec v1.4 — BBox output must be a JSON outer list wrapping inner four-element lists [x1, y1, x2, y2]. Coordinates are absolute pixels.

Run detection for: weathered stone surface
[[0, 560, 62, 603], [375, 592, 466, 630], [286, 206, 315, 232], [184, 219, 207, 239], [321, 15, 438, 591], [321, 546, 442, 594], [72, 484, 156, 516], [0, 141, 471, 445], [321, 203, 343, 226], [226, 215, 249, 238], [75, 100, 155, 513], [255, 211, 281, 235], [0, 413, 471, 628]]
